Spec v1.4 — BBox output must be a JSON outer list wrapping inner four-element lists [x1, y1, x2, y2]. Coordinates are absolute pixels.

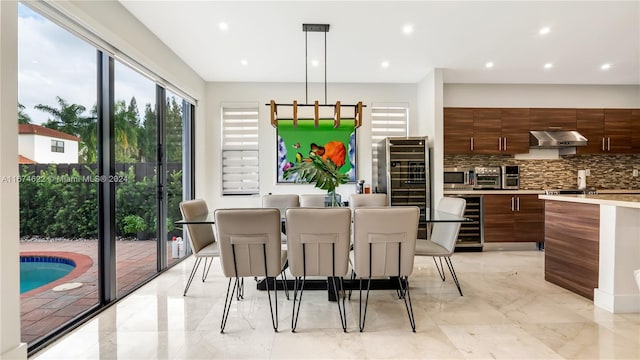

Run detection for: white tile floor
[[32, 245, 640, 359]]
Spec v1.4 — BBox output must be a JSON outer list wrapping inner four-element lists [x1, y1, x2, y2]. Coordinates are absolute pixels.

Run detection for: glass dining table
[[175, 208, 471, 301]]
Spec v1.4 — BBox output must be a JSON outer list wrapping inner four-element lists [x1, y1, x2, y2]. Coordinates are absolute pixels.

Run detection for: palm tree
[[35, 96, 88, 135], [35, 96, 97, 163], [18, 103, 31, 124]]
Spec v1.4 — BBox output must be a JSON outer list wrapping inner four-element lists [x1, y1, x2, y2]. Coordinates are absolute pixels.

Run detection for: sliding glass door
[[17, 3, 194, 351]]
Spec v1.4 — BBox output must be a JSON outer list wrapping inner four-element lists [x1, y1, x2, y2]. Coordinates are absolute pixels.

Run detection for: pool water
[[20, 257, 75, 294]]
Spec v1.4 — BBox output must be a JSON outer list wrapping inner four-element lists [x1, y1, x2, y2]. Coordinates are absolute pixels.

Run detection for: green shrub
[[122, 214, 147, 234]]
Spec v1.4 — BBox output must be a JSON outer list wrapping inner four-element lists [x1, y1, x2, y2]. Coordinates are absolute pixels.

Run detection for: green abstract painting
[[277, 119, 356, 183]]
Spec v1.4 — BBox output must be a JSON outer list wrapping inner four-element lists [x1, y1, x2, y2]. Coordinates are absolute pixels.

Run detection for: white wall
[[204, 81, 418, 209], [29, 135, 78, 164], [444, 84, 640, 107], [417, 68, 444, 206], [17, 135, 33, 161], [0, 0, 27, 358]]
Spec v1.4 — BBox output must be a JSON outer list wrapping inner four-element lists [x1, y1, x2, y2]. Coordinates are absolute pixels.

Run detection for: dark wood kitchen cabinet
[[483, 194, 544, 243], [529, 108, 576, 131], [576, 109, 605, 154], [633, 109, 640, 153], [500, 108, 530, 154], [576, 109, 635, 154], [444, 108, 529, 154], [603, 109, 633, 153], [444, 108, 474, 154], [472, 109, 502, 154]]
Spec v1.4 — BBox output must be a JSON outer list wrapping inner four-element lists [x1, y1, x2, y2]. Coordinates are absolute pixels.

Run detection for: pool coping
[[20, 251, 94, 297]]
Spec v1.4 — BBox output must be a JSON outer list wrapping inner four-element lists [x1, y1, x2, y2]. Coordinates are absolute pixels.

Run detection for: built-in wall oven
[[443, 167, 474, 190]]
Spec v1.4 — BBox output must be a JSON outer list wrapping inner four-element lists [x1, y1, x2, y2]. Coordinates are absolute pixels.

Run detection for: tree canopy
[[26, 96, 185, 164]]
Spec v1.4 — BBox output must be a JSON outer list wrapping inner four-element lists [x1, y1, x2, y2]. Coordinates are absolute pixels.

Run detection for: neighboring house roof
[[18, 155, 36, 164], [18, 123, 81, 142]]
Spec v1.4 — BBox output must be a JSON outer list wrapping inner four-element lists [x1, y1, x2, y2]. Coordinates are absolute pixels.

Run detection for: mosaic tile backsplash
[[444, 154, 640, 190]]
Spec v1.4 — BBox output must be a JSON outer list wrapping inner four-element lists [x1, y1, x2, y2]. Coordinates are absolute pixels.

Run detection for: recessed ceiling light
[[240, 59, 248, 66], [539, 26, 551, 35], [402, 24, 414, 35], [219, 22, 228, 31], [544, 62, 553, 69], [485, 62, 494, 69], [311, 60, 319, 67], [601, 63, 611, 70], [381, 61, 390, 68]]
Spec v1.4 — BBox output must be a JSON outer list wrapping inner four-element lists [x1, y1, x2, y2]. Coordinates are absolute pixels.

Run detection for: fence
[[21, 162, 183, 182]]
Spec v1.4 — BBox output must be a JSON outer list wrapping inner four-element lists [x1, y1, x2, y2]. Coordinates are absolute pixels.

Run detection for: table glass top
[[175, 208, 471, 225]]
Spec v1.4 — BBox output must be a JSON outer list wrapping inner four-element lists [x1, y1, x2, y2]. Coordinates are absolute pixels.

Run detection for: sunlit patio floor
[[19, 239, 183, 345]]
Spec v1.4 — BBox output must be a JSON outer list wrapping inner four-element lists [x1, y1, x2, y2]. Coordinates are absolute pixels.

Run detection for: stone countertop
[[538, 194, 640, 209], [444, 190, 544, 195], [444, 189, 640, 195]]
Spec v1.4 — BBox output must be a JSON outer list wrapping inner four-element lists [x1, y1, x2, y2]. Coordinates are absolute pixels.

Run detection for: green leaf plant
[[283, 153, 348, 206]]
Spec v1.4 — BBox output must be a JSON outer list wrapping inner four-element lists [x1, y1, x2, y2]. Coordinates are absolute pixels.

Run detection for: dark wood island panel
[[544, 201, 600, 299]]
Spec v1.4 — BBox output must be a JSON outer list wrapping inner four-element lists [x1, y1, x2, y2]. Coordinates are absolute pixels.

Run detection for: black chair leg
[[330, 277, 347, 332], [220, 277, 240, 333], [358, 278, 372, 332], [291, 276, 306, 332], [183, 257, 202, 296], [397, 276, 416, 332], [202, 257, 214, 282], [281, 270, 290, 300], [432, 257, 446, 281], [444, 257, 463, 296]]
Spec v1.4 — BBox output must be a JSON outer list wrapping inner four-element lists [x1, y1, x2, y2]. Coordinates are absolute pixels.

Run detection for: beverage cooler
[[376, 137, 431, 239], [447, 195, 484, 251]]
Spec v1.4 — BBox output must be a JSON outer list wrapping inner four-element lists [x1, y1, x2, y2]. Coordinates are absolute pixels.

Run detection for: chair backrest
[[299, 194, 326, 207], [179, 199, 215, 254], [214, 208, 283, 278], [349, 194, 388, 208], [430, 197, 467, 252], [262, 194, 300, 217], [635, 269, 640, 292], [353, 206, 419, 278], [285, 207, 351, 277]]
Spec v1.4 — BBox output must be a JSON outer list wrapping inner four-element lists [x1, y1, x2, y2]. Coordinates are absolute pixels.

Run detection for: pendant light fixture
[[268, 23, 364, 129]]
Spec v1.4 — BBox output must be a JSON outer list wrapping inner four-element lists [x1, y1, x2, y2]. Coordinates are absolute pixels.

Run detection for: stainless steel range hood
[[529, 130, 588, 148]]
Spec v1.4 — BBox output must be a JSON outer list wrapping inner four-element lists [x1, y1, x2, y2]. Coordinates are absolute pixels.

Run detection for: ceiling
[[119, 1, 640, 85]]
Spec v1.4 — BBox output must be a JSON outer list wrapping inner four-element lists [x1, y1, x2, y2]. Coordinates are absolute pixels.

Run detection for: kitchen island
[[539, 193, 640, 313]]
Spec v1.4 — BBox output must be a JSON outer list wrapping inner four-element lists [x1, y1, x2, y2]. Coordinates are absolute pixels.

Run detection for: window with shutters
[[221, 105, 260, 195], [371, 104, 409, 185]]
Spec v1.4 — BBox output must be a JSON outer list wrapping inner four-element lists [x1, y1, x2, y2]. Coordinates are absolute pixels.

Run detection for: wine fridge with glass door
[[376, 137, 431, 239]]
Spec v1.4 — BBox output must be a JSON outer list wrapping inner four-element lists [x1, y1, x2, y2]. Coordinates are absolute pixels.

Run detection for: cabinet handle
[[602, 137, 606, 151], [503, 137, 507, 151], [498, 137, 502, 151], [511, 197, 515, 211], [607, 137, 611, 151], [470, 137, 474, 151], [516, 197, 520, 211]]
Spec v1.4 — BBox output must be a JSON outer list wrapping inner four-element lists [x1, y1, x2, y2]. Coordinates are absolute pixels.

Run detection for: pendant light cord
[[303, 24, 329, 105]]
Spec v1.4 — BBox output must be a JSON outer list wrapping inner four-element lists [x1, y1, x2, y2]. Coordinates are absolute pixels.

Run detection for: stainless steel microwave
[[444, 167, 474, 190]]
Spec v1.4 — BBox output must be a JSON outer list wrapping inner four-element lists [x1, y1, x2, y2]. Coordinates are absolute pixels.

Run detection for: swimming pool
[[20, 256, 76, 294]]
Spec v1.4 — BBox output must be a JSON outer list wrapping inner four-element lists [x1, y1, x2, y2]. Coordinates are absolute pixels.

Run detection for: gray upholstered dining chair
[[635, 269, 640, 291], [262, 194, 300, 216], [179, 199, 220, 296], [349, 193, 388, 208], [285, 207, 352, 332], [214, 208, 287, 333], [351, 206, 420, 332], [299, 194, 326, 207], [414, 197, 466, 296]]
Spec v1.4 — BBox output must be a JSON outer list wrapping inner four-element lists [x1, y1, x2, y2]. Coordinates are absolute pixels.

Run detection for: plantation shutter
[[221, 105, 260, 195], [371, 104, 409, 185]]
